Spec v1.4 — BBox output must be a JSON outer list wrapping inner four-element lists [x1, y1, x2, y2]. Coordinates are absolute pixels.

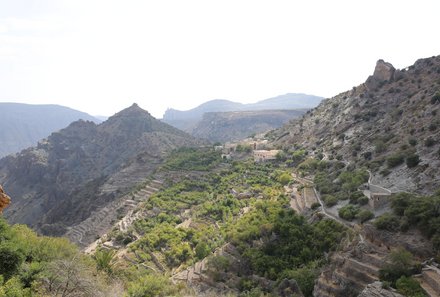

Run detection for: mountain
[[162, 93, 323, 133], [0, 103, 101, 158], [0, 103, 203, 236], [192, 109, 306, 143], [272, 56, 440, 194]]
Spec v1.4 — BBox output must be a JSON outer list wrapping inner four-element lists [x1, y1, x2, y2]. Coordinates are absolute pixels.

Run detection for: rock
[[0, 185, 11, 213], [365, 59, 396, 90], [373, 60, 396, 82], [358, 281, 404, 297]]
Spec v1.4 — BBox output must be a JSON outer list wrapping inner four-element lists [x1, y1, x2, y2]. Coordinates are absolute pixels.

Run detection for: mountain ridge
[[162, 93, 323, 133], [0, 102, 101, 158], [0, 103, 203, 236]]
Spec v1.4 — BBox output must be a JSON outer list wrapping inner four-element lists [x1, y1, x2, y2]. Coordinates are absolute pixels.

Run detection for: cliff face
[[273, 55, 440, 194], [192, 109, 306, 143], [0, 104, 202, 236]]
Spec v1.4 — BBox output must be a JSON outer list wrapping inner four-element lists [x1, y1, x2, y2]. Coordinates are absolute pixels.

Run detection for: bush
[[408, 138, 417, 146], [311, 202, 321, 210], [405, 154, 420, 168], [374, 213, 401, 232], [338, 205, 360, 221], [356, 209, 374, 223], [379, 248, 415, 286], [395, 276, 427, 297], [387, 154, 404, 168], [425, 137, 436, 147], [431, 92, 440, 104], [323, 195, 338, 207], [277, 173, 291, 185]]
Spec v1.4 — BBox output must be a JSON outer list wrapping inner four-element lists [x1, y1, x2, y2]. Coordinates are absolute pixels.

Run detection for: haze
[[0, 0, 439, 118]]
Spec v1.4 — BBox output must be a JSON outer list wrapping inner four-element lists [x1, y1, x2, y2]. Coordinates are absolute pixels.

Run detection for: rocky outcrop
[[357, 281, 404, 297], [365, 60, 396, 90], [0, 185, 11, 213]]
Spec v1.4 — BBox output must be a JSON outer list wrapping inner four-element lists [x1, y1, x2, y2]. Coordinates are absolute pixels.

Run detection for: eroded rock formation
[[0, 185, 11, 213]]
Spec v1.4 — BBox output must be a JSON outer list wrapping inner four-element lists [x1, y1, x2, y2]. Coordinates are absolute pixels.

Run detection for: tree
[[278, 173, 291, 185], [379, 248, 415, 286], [195, 242, 210, 260], [0, 243, 25, 280], [41, 257, 102, 297]]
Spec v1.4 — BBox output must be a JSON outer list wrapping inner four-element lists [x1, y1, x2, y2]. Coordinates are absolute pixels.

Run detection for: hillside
[[0, 103, 100, 158], [162, 93, 323, 133], [192, 109, 306, 143], [0, 103, 203, 237], [272, 56, 440, 194]]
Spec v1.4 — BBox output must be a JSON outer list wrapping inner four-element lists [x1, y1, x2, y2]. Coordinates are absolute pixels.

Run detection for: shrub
[[338, 205, 360, 221], [356, 210, 374, 223], [379, 248, 415, 286], [311, 202, 321, 210], [431, 92, 440, 104], [374, 213, 400, 232], [405, 154, 420, 168], [396, 276, 427, 297], [323, 195, 338, 207], [425, 136, 436, 147], [408, 138, 417, 146], [387, 154, 404, 168]]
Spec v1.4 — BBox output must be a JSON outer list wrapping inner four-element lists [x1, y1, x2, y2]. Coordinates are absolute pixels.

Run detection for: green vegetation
[[395, 276, 428, 297], [406, 154, 420, 168], [0, 219, 115, 296], [379, 248, 421, 288], [338, 204, 360, 221], [374, 190, 440, 271], [163, 147, 222, 171], [387, 153, 404, 168]]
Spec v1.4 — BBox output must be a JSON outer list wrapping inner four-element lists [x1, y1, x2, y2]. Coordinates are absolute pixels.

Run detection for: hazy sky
[[1, 0, 439, 118]]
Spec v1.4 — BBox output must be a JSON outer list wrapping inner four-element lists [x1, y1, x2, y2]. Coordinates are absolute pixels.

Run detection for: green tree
[[395, 276, 427, 297], [195, 242, 210, 260], [0, 243, 25, 280]]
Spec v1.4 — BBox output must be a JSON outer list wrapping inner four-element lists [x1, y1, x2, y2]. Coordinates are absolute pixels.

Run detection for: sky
[[0, 1, 439, 118]]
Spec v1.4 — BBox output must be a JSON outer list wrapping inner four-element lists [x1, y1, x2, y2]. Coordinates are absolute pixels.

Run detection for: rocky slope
[[192, 109, 305, 143], [0, 103, 100, 158], [0, 103, 203, 237], [162, 93, 323, 133], [273, 56, 440, 194]]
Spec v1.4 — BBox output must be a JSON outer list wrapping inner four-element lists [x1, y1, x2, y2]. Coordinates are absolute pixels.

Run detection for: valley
[[0, 55, 440, 297]]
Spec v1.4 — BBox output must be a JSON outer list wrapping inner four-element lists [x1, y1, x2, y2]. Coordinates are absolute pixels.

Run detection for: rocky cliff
[[0, 103, 202, 236], [273, 55, 440, 194], [192, 109, 305, 143]]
